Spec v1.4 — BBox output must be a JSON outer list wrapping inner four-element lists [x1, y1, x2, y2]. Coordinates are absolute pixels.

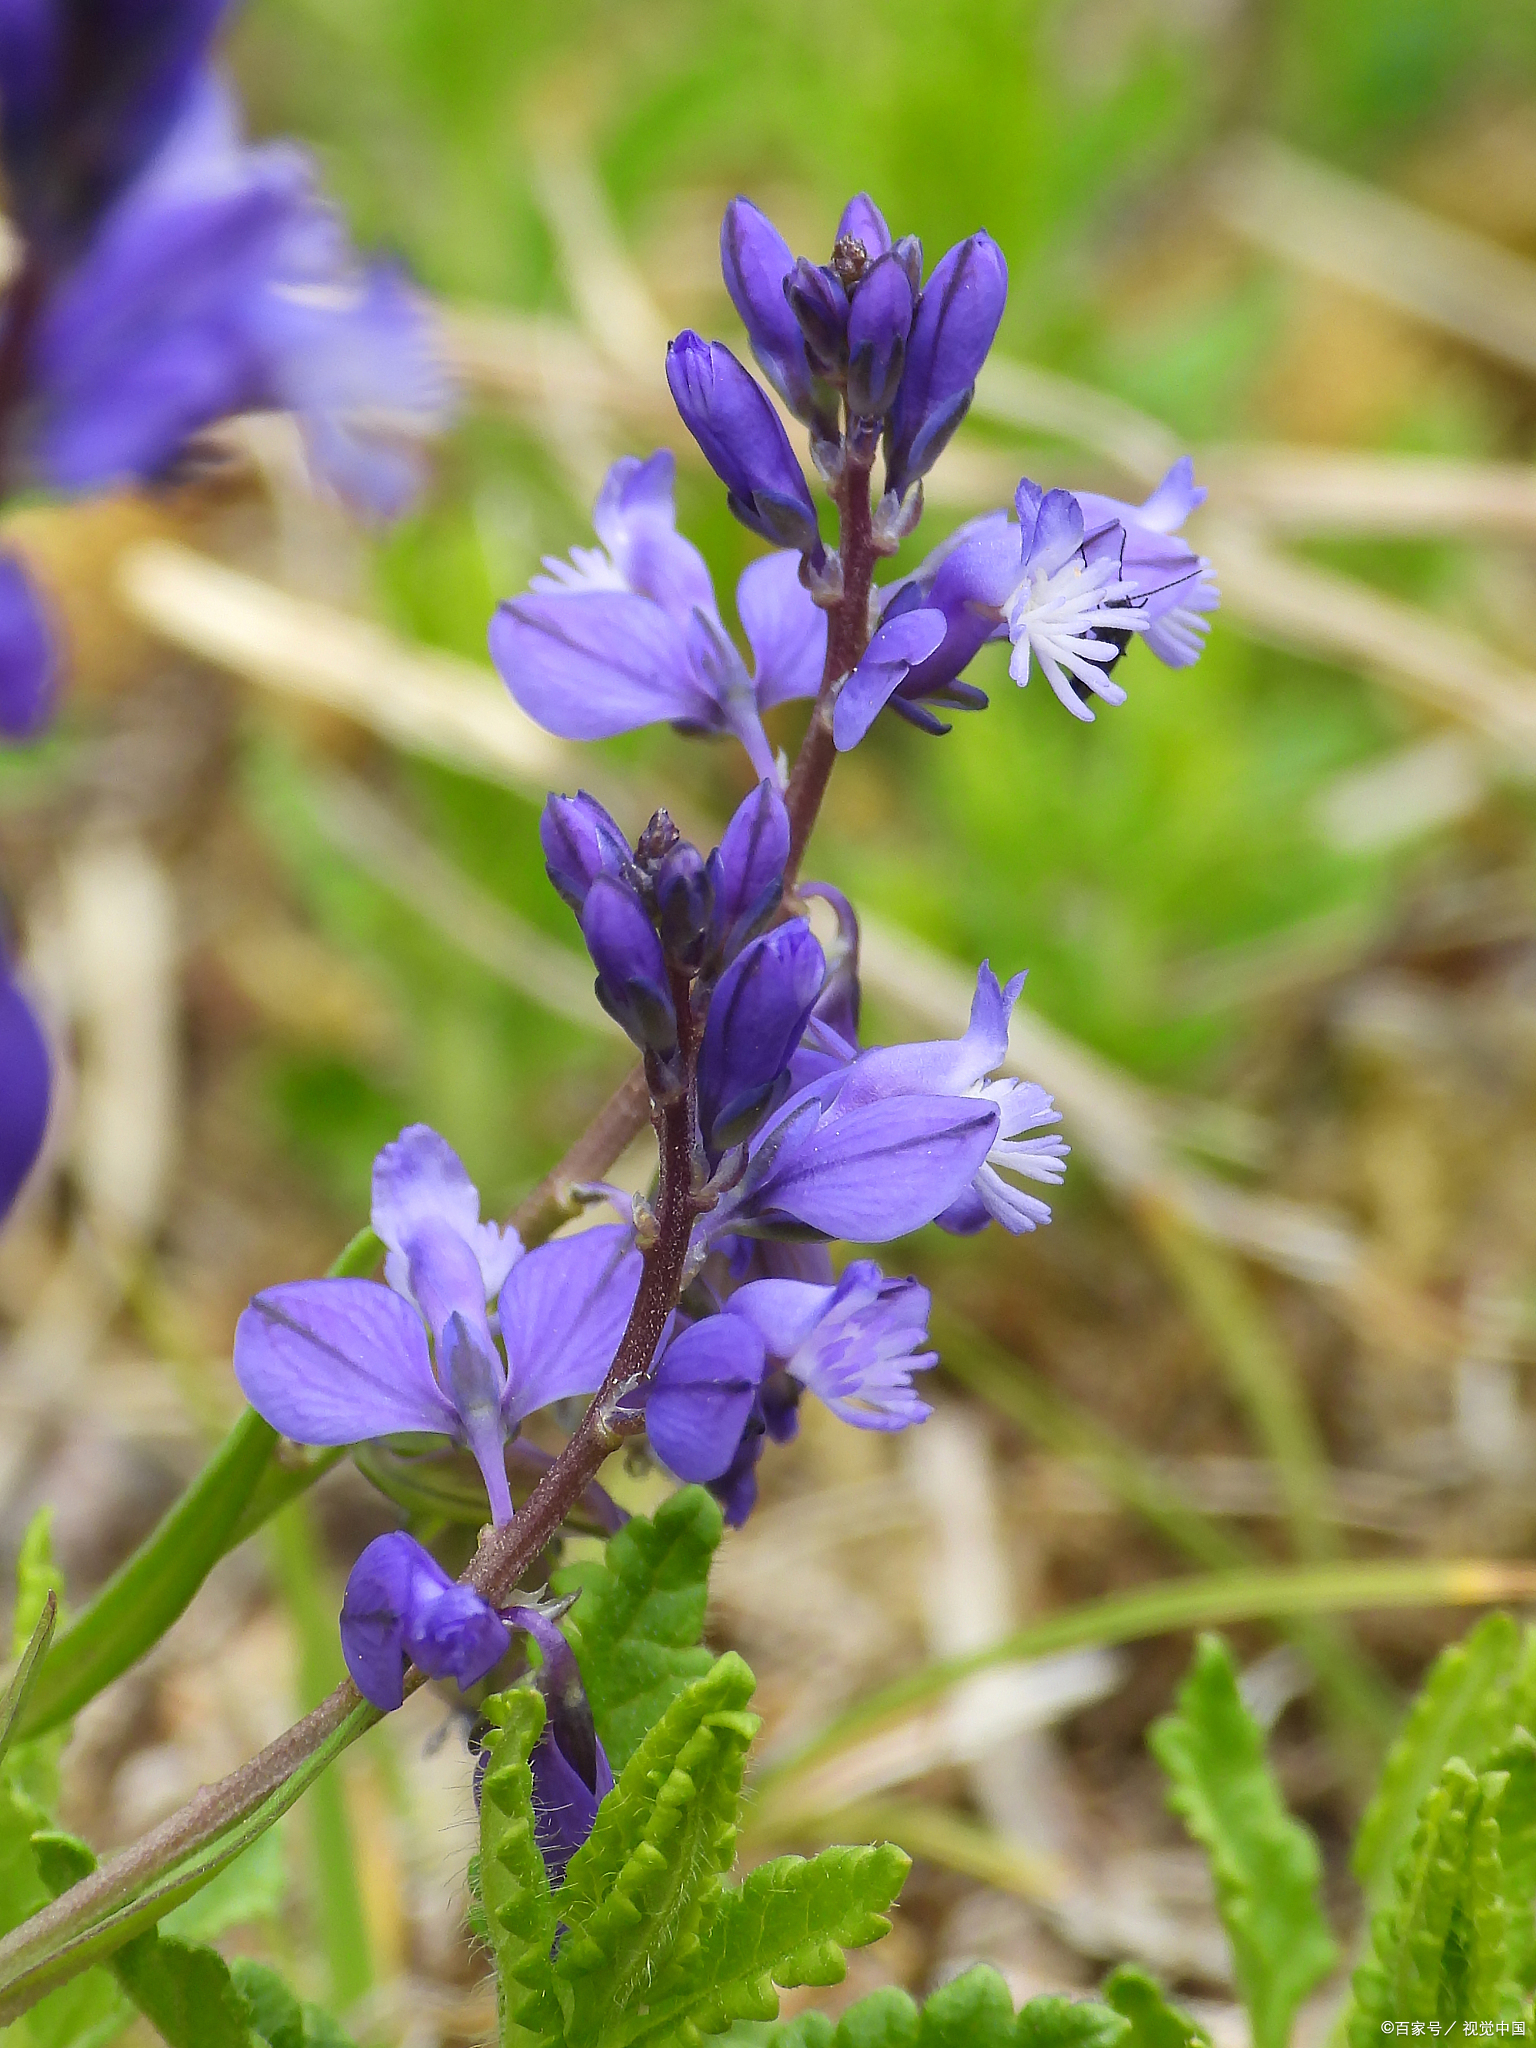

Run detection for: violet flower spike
[[234, 1125, 641, 1525], [665, 332, 826, 567], [0, 955, 51, 1223], [341, 1531, 509, 1713], [491, 453, 824, 785]]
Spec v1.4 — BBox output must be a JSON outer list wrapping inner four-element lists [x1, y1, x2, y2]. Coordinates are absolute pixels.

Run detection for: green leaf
[[0, 1597, 56, 1780], [555, 1484, 722, 1771], [474, 1684, 559, 2048], [1014, 1995, 1132, 2048], [831, 1987, 918, 2048], [632, 1843, 910, 2043], [1353, 1614, 1521, 1902], [555, 1652, 760, 2044], [1149, 1635, 1336, 2048], [1345, 1757, 1524, 2037], [159, 1826, 286, 1943], [232, 1959, 359, 2048], [0, 1785, 128, 2048], [914, 1964, 1015, 2047], [1485, 1728, 1536, 1990], [1100, 1968, 1209, 2048]]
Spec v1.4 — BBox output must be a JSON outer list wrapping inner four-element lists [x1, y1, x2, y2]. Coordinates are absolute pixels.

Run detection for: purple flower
[[490, 453, 824, 784], [720, 197, 829, 428], [25, 72, 445, 517], [0, 955, 50, 1221], [696, 918, 826, 1162], [0, 0, 227, 253], [654, 839, 713, 972], [0, 554, 58, 740], [646, 1260, 935, 1522], [478, 1607, 614, 1890], [706, 779, 790, 970], [830, 603, 948, 750], [845, 253, 914, 421], [883, 231, 1007, 503], [341, 1530, 509, 1713], [234, 1125, 641, 1525], [837, 193, 894, 259], [788, 882, 861, 1089], [581, 875, 678, 1057], [784, 258, 849, 374], [665, 333, 825, 566], [1075, 458, 1220, 669], [540, 792, 639, 915], [712, 960, 1066, 1244]]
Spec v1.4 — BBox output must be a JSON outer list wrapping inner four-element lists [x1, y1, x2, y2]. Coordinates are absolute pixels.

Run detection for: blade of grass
[[267, 1499, 373, 2013], [753, 1555, 1536, 1802], [0, 1596, 56, 1771]]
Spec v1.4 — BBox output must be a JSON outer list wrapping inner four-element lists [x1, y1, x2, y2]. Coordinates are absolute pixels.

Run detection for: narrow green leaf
[[1100, 1968, 1209, 2048], [913, 1963, 1015, 2046], [1149, 1635, 1336, 2048], [555, 1652, 760, 2044], [0, 1597, 56, 1778], [14, 1410, 279, 1743], [1353, 1613, 1521, 1902], [555, 1484, 722, 1770], [474, 1684, 559, 2047], [1014, 1994, 1131, 2048]]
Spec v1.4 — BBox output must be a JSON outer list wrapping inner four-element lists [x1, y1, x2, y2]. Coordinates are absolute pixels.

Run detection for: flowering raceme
[[0, 2, 445, 741]]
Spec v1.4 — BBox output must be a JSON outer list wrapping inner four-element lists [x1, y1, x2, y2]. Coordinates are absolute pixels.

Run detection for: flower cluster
[[0, 0, 445, 743]]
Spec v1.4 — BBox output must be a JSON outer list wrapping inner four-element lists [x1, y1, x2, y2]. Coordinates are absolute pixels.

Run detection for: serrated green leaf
[[1014, 1994, 1131, 2048], [1354, 1614, 1521, 1902], [832, 1985, 918, 2048], [1486, 1728, 1536, 1990], [1346, 1756, 1524, 2038], [630, 1843, 910, 2044], [1101, 1967, 1209, 2048], [228, 1959, 358, 2048], [474, 1684, 560, 2048], [555, 1486, 722, 1771], [1149, 1635, 1336, 2048], [0, 1790, 127, 2048], [555, 1652, 760, 2045], [913, 1964, 1015, 2046]]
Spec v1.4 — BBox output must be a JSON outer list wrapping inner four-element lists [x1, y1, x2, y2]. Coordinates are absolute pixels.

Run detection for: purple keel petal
[[646, 1316, 767, 1482], [234, 1278, 456, 1445], [500, 1224, 642, 1424], [750, 1092, 999, 1241], [490, 590, 716, 740], [832, 605, 947, 750], [342, 1531, 508, 1711]]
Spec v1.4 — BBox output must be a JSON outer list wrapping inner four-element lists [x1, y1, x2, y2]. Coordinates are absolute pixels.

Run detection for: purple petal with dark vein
[[646, 1316, 767, 1481], [696, 918, 825, 1158], [737, 550, 826, 710], [233, 1278, 457, 1445], [832, 605, 947, 750], [706, 778, 789, 968], [499, 1223, 642, 1423], [720, 197, 821, 422], [748, 1094, 999, 1241], [489, 589, 716, 739]]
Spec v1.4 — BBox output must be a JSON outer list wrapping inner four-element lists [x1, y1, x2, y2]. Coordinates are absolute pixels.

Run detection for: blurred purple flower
[[0, 553, 58, 740], [0, 951, 50, 1221], [235, 1125, 640, 1525], [491, 452, 825, 784], [341, 1530, 509, 1713]]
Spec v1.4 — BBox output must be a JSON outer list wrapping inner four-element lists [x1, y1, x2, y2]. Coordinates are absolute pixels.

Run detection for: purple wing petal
[[753, 1094, 999, 1241], [737, 550, 827, 710], [233, 1278, 455, 1444], [0, 554, 58, 741], [489, 591, 717, 740], [646, 1316, 767, 1482], [832, 605, 947, 750], [372, 1123, 520, 1301], [832, 962, 1024, 1107], [499, 1224, 642, 1423], [0, 964, 50, 1220], [725, 1276, 836, 1361]]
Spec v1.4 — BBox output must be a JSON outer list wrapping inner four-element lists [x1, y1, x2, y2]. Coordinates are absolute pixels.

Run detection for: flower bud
[[341, 1531, 509, 1713], [836, 192, 893, 258], [884, 231, 1008, 503], [654, 840, 714, 971], [665, 332, 824, 563], [696, 919, 825, 1161], [706, 779, 789, 970], [845, 253, 914, 421], [719, 197, 826, 426], [581, 875, 678, 1056], [784, 258, 848, 372], [539, 791, 636, 914]]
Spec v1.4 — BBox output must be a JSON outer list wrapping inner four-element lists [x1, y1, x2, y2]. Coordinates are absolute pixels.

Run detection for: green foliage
[[716, 1971, 1136, 2047], [1149, 1635, 1336, 2048], [1099, 1968, 1209, 2048], [1345, 1757, 1525, 2035], [0, 1597, 56, 1780], [554, 1484, 722, 1770], [475, 1643, 905, 2048]]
